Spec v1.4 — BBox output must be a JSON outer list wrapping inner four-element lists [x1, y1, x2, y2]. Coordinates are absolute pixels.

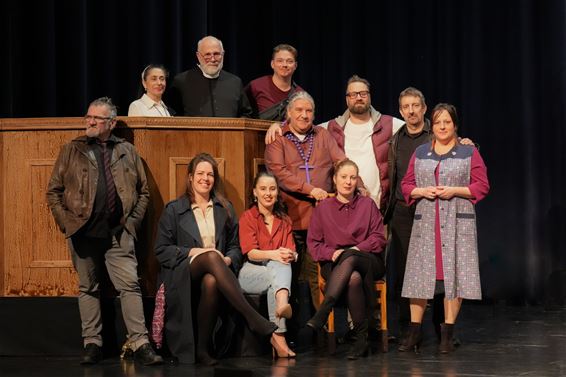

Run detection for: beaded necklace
[[286, 130, 315, 183]]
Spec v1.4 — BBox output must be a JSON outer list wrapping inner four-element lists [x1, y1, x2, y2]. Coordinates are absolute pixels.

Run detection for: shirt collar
[[333, 193, 361, 210], [190, 200, 214, 211], [140, 93, 165, 109]]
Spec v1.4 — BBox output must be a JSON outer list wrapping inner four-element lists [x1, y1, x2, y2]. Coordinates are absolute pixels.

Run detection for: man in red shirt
[[245, 44, 304, 121]]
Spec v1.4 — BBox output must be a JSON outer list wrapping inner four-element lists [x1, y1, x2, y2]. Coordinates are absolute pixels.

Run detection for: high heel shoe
[[271, 333, 296, 359], [275, 304, 293, 319], [398, 322, 422, 353]]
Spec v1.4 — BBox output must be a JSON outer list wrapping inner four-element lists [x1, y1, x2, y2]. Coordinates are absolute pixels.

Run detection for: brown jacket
[[46, 135, 149, 239]]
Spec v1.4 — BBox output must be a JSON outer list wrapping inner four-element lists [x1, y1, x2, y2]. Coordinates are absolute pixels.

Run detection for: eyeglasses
[[84, 115, 112, 123], [346, 91, 370, 99], [198, 51, 224, 60], [274, 58, 296, 65]]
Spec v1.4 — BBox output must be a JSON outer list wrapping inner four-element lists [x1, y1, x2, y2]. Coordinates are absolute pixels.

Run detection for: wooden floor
[[1, 304, 565, 377]]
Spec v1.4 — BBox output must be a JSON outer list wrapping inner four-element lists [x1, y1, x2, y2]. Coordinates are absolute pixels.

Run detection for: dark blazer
[[154, 195, 242, 364]]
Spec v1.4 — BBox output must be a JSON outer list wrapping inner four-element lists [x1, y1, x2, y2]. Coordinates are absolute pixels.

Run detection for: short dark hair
[[346, 75, 371, 93]]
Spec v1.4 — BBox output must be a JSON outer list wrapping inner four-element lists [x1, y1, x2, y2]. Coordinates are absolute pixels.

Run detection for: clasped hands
[[414, 186, 458, 200], [273, 247, 298, 264]]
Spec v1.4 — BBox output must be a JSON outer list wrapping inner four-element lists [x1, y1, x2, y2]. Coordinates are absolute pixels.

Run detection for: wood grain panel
[[0, 117, 270, 296]]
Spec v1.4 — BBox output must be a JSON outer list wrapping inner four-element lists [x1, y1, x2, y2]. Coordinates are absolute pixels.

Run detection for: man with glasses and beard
[[324, 75, 404, 210], [46, 97, 163, 366], [168, 35, 252, 118]]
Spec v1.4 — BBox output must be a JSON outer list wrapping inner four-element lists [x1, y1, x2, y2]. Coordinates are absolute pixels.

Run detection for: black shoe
[[80, 343, 102, 365], [347, 320, 369, 360], [306, 297, 336, 330], [134, 343, 164, 365]]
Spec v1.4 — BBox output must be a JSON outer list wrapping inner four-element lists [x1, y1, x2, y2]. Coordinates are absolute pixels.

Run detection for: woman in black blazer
[[154, 153, 277, 365]]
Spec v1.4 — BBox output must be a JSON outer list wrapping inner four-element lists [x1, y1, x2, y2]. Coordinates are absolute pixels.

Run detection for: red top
[[239, 205, 296, 254], [245, 75, 303, 113]]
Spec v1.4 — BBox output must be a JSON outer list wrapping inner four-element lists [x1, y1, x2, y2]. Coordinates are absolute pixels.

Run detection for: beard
[[349, 101, 370, 115], [85, 127, 100, 138], [201, 60, 223, 76]]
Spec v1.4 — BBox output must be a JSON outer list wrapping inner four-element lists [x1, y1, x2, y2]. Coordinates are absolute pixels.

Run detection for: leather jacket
[[46, 134, 149, 239]]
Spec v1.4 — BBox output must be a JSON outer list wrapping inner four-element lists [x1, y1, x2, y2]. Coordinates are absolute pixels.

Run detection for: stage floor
[[0, 304, 564, 377]]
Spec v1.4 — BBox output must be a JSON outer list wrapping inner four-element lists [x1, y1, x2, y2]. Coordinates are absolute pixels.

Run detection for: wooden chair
[[317, 265, 388, 353]]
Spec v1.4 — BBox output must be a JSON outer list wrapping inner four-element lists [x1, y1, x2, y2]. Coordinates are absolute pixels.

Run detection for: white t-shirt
[[343, 119, 382, 206]]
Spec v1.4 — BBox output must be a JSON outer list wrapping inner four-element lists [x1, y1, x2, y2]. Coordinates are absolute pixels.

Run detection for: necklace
[[286, 131, 315, 183]]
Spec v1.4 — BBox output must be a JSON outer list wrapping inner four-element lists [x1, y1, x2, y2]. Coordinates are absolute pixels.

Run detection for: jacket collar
[[400, 118, 431, 136], [333, 106, 382, 128]]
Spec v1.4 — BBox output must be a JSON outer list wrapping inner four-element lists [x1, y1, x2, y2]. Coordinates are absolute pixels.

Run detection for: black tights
[[324, 255, 373, 326], [190, 251, 275, 355]]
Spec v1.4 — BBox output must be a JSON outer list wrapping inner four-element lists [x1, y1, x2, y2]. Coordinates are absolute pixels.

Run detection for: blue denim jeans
[[238, 260, 292, 333]]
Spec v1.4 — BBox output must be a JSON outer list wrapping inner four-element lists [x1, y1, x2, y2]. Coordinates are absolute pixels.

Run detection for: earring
[[254, 196, 258, 202]]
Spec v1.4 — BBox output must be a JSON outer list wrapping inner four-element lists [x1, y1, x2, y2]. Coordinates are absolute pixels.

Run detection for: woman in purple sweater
[[306, 159, 386, 359]]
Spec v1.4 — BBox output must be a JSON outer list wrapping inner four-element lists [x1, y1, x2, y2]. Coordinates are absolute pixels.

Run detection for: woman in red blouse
[[238, 171, 297, 358], [307, 159, 387, 359]]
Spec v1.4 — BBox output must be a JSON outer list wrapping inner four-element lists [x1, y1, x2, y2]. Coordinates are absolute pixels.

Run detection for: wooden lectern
[[0, 116, 271, 298]]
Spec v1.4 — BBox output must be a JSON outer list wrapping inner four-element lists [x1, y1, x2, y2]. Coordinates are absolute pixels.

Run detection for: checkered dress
[[402, 143, 482, 300]]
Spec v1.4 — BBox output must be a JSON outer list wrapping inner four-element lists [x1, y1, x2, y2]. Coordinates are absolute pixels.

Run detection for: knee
[[201, 273, 218, 293], [348, 271, 363, 288]]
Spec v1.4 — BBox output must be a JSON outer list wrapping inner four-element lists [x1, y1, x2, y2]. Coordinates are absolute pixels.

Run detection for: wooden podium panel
[[0, 117, 270, 297]]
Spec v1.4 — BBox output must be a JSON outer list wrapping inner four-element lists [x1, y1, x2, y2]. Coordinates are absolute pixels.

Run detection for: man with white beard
[[168, 35, 252, 117]]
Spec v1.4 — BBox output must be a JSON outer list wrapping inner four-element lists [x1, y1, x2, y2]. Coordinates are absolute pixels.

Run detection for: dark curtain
[[3, 0, 565, 304]]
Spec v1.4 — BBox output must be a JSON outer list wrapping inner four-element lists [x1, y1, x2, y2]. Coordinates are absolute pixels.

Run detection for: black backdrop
[[3, 0, 566, 304]]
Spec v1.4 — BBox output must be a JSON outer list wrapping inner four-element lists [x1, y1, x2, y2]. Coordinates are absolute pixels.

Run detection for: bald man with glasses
[[167, 35, 252, 118]]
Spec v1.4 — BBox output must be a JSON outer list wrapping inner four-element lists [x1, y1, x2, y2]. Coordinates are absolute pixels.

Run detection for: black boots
[[80, 343, 102, 365], [439, 323, 456, 353], [347, 319, 369, 360], [398, 322, 422, 352], [306, 296, 336, 330]]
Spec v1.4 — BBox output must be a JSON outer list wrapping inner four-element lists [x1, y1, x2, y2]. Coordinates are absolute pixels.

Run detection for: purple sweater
[[307, 194, 386, 262]]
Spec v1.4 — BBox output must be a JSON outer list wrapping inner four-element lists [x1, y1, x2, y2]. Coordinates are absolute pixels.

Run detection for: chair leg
[[376, 280, 388, 353], [381, 329, 389, 353]]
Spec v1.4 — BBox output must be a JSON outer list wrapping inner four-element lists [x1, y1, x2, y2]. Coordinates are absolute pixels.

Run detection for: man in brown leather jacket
[[46, 97, 162, 366]]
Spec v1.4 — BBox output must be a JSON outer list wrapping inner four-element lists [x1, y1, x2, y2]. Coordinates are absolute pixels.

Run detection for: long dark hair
[[249, 171, 288, 220], [186, 153, 230, 214]]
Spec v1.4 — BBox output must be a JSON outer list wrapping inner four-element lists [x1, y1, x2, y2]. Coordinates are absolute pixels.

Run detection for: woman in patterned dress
[[398, 104, 489, 353]]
